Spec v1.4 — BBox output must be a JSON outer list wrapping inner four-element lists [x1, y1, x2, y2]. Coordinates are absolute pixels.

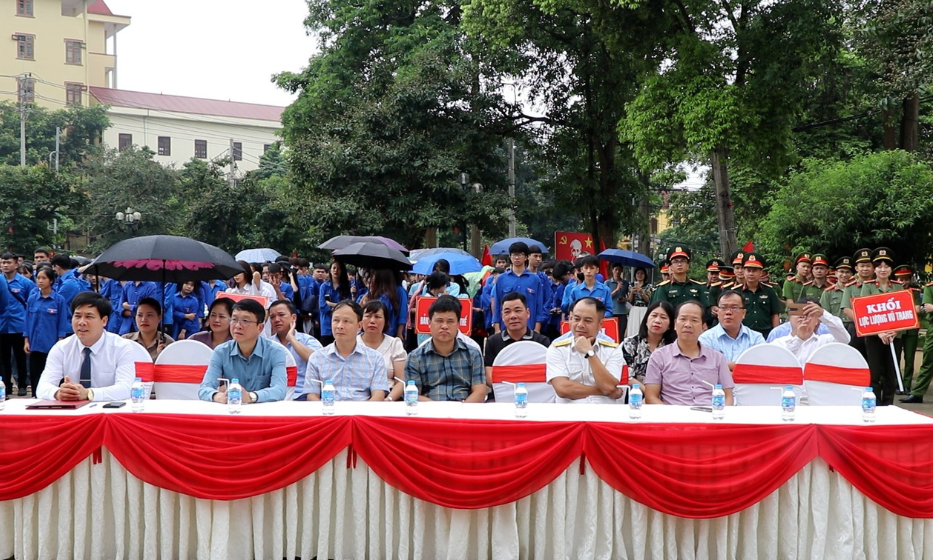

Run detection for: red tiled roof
[[89, 87, 284, 122], [87, 0, 113, 15]]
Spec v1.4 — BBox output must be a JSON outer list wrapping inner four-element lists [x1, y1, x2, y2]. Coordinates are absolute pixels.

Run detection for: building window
[[118, 134, 132, 151], [65, 82, 83, 106], [16, 76, 34, 104], [15, 33, 34, 60], [158, 136, 171, 156], [17, 0, 33, 16], [263, 144, 271, 153], [65, 40, 82, 64], [194, 140, 207, 159], [233, 142, 242, 161]]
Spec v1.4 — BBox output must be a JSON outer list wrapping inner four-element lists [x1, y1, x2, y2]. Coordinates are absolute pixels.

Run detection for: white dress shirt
[[770, 310, 851, 364], [36, 331, 138, 401]]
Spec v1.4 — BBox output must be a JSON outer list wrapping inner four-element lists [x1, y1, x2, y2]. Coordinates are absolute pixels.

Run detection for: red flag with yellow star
[[554, 231, 594, 262]]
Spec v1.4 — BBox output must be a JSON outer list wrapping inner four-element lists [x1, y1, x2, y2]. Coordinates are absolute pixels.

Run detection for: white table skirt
[[2, 450, 927, 560]]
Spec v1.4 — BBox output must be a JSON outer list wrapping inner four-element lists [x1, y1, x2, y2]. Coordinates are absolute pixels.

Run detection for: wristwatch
[[250, 392, 258, 403], [584, 349, 596, 359], [87, 388, 95, 401]]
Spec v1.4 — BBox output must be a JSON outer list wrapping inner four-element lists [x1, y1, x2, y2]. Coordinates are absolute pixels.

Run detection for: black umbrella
[[319, 235, 410, 256], [89, 235, 242, 282], [332, 242, 412, 270]]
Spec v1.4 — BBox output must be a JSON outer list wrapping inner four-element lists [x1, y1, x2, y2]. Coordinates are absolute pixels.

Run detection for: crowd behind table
[[0, 242, 926, 410]]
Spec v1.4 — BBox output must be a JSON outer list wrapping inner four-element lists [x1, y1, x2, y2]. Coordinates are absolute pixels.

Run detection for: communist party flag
[[555, 231, 594, 262]]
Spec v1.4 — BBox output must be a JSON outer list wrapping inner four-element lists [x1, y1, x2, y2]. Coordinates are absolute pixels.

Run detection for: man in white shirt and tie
[[770, 298, 850, 363], [36, 292, 138, 401]]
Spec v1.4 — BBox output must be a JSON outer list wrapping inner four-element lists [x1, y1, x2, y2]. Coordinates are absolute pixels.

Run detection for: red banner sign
[[559, 317, 620, 343], [415, 297, 473, 335], [554, 231, 594, 262], [216, 291, 270, 308], [851, 290, 919, 336]]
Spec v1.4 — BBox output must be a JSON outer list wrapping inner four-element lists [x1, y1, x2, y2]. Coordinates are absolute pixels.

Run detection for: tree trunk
[[636, 171, 651, 256], [710, 148, 737, 259], [425, 227, 437, 249], [882, 108, 899, 150], [900, 92, 919, 152]]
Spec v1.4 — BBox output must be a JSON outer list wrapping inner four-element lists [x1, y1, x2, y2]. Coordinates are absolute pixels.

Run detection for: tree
[[276, 0, 510, 250], [0, 102, 110, 169], [758, 150, 933, 269], [622, 0, 844, 259], [0, 164, 86, 253]]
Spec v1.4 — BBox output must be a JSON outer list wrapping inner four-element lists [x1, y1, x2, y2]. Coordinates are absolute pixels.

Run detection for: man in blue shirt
[[561, 255, 613, 317], [50, 254, 83, 326], [697, 289, 766, 369], [199, 298, 288, 403], [1, 252, 36, 395], [99, 278, 124, 334], [265, 299, 322, 397], [119, 280, 160, 335], [492, 242, 547, 333]]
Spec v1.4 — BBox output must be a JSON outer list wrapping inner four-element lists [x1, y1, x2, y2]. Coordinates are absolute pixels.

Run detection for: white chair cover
[[732, 344, 804, 406], [491, 341, 554, 403], [804, 343, 871, 406], [153, 340, 214, 400]]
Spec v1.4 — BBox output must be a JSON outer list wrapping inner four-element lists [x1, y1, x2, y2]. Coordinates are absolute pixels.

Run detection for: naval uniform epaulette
[[554, 338, 573, 347], [597, 339, 619, 348]]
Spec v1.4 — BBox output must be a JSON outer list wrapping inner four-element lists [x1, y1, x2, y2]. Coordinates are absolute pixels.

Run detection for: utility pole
[[508, 139, 516, 237], [53, 127, 60, 172], [228, 138, 236, 188]]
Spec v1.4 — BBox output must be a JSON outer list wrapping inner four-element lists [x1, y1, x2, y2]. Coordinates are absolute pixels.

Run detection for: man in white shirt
[[770, 298, 850, 363], [36, 292, 137, 401]]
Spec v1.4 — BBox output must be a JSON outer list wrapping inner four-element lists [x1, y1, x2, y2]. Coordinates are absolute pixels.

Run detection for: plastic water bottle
[[861, 387, 877, 423], [629, 384, 643, 419], [514, 382, 528, 418], [404, 380, 419, 416], [781, 386, 796, 422], [130, 377, 145, 412], [711, 384, 725, 420], [322, 379, 336, 415], [227, 378, 242, 414], [0, 382, 5, 411]]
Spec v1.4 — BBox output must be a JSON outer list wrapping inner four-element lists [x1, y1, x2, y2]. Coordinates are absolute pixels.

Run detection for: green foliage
[[656, 185, 721, 280], [0, 102, 110, 169], [758, 150, 933, 269], [0, 164, 86, 253]]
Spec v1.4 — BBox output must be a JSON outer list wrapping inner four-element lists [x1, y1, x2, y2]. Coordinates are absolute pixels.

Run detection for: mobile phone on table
[[103, 402, 126, 409], [690, 406, 712, 413]]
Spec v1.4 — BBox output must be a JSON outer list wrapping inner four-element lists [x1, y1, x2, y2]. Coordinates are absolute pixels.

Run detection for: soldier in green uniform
[[820, 256, 853, 322], [802, 254, 832, 300], [737, 252, 782, 338], [730, 252, 746, 288], [705, 259, 726, 327], [902, 280, 933, 404], [782, 253, 812, 306], [859, 247, 902, 406], [650, 247, 708, 310], [841, 248, 874, 359], [894, 265, 921, 394]]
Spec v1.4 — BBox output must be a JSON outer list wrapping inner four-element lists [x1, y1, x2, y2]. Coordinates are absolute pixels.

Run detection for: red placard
[[415, 297, 472, 335], [216, 291, 270, 308], [851, 289, 919, 337], [554, 231, 595, 262], [559, 317, 620, 342]]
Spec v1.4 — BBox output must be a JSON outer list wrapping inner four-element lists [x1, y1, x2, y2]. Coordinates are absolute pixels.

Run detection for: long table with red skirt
[[2, 399, 933, 560]]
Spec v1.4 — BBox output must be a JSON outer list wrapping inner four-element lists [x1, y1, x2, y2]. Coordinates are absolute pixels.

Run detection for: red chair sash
[[152, 364, 209, 383], [135, 362, 155, 382], [490, 364, 547, 383], [619, 364, 629, 385], [805, 364, 871, 386], [732, 364, 803, 385], [286, 366, 298, 387]]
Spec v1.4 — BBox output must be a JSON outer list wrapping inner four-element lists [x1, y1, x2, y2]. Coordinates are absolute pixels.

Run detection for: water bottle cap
[[231, 378, 238, 384], [714, 384, 722, 389], [865, 387, 873, 391], [326, 379, 334, 385], [785, 385, 793, 390], [407, 380, 415, 385], [134, 377, 142, 382], [517, 382, 525, 388], [632, 383, 640, 389]]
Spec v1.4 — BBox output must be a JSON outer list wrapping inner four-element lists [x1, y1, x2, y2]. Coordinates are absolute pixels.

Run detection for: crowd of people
[[0, 240, 927, 409]]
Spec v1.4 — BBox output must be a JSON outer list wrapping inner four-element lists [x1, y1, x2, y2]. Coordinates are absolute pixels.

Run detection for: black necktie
[[80, 347, 92, 389]]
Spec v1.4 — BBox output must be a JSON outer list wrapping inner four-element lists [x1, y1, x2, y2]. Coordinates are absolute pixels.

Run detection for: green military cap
[[894, 265, 912, 277], [667, 246, 691, 262], [871, 247, 894, 264], [730, 251, 745, 266], [742, 252, 765, 269], [811, 254, 829, 267], [795, 253, 812, 265], [853, 248, 872, 264], [706, 259, 725, 272], [834, 256, 854, 271]]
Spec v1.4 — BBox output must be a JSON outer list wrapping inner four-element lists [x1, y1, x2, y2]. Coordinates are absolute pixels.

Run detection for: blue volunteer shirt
[[24, 290, 69, 353], [2, 273, 36, 334], [493, 268, 547, 330], [172, 293, 202, 338], [561, 280, 614, 317], [54, 269, 84, 310], [120, 281, 160, 335], [200, 280, 225, 312], [318, 282, 350, 336], [99, 279, 124, 333]]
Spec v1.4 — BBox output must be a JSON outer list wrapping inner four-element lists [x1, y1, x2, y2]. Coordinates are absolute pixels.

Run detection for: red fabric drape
[[732, 364, 803, 385], [351, 417, 584, 509], [804, 364, 871, 386], [0, 415, 105, 501], [286, 366, 298, 387], [151, 364, 208, 383], [489, 365, 547, 383], [135, 362, 155, 382], [103, 414, 352, 500], [5, 413, 933, 519]]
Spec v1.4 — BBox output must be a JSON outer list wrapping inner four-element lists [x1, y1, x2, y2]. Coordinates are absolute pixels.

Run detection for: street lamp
[[115, 207, 142, 229]]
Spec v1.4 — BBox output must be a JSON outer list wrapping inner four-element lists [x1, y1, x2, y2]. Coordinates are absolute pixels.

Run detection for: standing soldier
[[903, 278, 933, 404], [730, 252, 746, 288], [782, 253, 812, 306], [705, 259, 726, 326], [894, 265, 921, 394], [650, 247, 707, 310], [802, 254, 832, 300], [737, 253, 782, 338], [820, 256, 853, 322], [841, 248, 874, 359]]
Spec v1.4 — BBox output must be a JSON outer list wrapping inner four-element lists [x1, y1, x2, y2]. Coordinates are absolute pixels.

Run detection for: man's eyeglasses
[[719, 306, 745, 313], [230, 317, 258, 326]]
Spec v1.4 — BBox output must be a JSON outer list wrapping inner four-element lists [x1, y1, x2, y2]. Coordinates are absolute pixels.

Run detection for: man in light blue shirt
[[698, 290, 765, 369], [561, 255, 614, 317], [304, 300, 388, 401], [493, 242, 548, 332], [264, 299, 322, 397], [199, 299, 288, 403]]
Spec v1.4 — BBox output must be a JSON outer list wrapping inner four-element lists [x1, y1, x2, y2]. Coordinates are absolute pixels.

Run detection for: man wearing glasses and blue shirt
[[199, 298, 287, 403], [698, 290, 765, 371]]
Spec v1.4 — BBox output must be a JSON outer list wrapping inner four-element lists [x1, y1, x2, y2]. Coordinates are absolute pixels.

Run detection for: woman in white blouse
[[358, 300, 407, 401], [226, 260, 277, 307]]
